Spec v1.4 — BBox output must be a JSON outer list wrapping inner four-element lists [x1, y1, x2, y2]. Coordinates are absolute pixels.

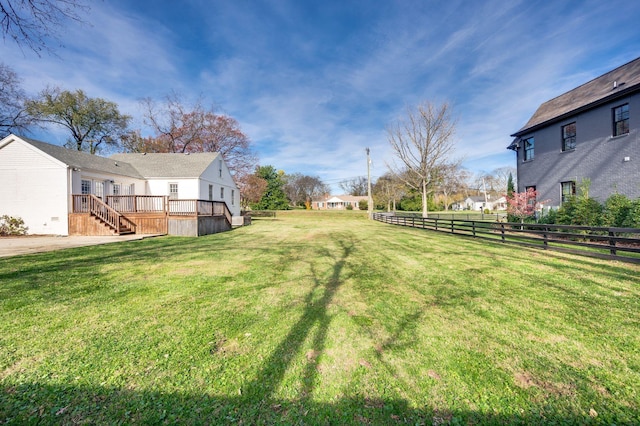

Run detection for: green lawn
[[1, 211, 638, 425]]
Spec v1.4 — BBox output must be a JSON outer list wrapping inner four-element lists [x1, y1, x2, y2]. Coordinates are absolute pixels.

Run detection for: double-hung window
[[220, 187, 225, 199], [613, 104, 629, 136], [561, 181, 576, 204], [523, 137, 534, 161], [562, 122, 576, 151]]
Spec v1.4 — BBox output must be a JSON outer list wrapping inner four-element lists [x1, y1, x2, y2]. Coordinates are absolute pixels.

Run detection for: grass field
[[1, 211, 639, 425]]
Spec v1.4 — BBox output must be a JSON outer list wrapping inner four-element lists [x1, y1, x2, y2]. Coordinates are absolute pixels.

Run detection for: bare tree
[[26, 86, 131, 154], [0, 0, 88, 55], [373, 172, 406, 212], [435, 162, 468, 211], [387, 101, 457, 217], [139, 93, 258, 180], [492, 166, 516, 195], [338, 176, 368, 196], [0, 62, 32, 136], [283, 173, 330, 208]]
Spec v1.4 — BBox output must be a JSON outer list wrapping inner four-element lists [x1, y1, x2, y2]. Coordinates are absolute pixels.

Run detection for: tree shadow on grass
[[1, 382, 624, 425], [241, 236, 354, 402]]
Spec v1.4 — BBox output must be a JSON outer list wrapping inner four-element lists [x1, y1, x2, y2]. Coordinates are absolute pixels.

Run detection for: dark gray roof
[[512, 57, 640, 137], [19, 136, 143, 178], [110, 152, 220, 178]]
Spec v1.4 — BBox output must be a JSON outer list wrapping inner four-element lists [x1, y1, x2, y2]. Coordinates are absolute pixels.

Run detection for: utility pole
[[367, 148, 372, 219]]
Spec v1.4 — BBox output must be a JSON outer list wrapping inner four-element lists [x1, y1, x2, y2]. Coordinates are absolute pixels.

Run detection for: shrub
[[537, 207, 558, 224], [358, 200, 367, 211], [0, 215, 29, 236], [622, 199, 640, 228], [574, 197, 603, 227], [346, 204, 353, 210], [602, 193, 632, 227]]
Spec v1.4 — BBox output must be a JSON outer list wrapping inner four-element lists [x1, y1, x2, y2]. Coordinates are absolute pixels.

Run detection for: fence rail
[[373, 213, 640, 263]]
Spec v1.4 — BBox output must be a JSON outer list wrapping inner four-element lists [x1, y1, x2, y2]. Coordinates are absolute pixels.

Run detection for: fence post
[[472, 221, 476, 237], [609, 230, 617, 257], [543, 226, 548, 249], [435, 218, 438, 231], [501, 223, 505, 243]]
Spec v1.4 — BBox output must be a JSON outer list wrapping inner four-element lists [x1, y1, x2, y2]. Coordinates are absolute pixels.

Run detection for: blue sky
[[4, 0, 640, 191]]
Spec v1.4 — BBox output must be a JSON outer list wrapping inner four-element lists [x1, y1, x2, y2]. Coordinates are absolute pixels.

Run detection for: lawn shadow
[[242, 235, 355, 401], [0, 381, 623, 425]]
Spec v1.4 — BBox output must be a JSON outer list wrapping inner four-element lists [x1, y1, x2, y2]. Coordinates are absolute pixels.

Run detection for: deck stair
[[87, 195, 136, 235]]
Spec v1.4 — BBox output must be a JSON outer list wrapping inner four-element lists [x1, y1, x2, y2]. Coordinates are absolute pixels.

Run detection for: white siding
[[199, 156, 241, 216], [146, 178, 201, 199], [0, 139, 69, 235]]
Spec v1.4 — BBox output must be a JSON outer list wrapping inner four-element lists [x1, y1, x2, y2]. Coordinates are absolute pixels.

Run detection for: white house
[[311, 194, 368, 210], [462, 195, 507, 211], [0, 134, 242, 236]]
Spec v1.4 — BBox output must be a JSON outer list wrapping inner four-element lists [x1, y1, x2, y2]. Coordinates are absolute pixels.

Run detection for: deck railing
[[72, 195, 233, 228], [105, 195, 166, 213], [168, 199, 232, 225]]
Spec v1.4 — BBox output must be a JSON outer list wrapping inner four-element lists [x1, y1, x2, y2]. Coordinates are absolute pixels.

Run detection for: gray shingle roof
[[110, 152, 220, 178], [19, 136, 143, 178], [512, 57, 640, 137], [16, 136, 221, 179]]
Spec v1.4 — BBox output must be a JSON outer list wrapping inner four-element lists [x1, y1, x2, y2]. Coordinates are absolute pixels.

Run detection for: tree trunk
[[422, 179, 428, 218]]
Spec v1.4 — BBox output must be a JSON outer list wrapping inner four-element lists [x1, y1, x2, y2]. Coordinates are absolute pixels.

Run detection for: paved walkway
[[0, 234, 161, 258]]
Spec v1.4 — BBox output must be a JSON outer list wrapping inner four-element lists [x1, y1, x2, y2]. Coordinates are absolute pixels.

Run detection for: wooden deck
[[69, 195, 232, 236]]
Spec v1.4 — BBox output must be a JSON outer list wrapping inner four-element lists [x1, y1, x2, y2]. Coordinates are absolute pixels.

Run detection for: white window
[[231, 189, 235, 205], [220, 187, 225, 199], [208, 184, 213, 201], [169, 183, 178, 200], [113, 184, 121, 196], [219, 159, 223, 178]]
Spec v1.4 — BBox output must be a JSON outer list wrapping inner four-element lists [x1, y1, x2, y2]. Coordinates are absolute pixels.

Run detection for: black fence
[[373, 213, 640, 264]]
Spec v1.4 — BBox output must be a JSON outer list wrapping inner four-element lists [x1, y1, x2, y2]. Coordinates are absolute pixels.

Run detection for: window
[[81, 179, 91, 195], [220, 187, 225, 199], [561, 181, 575, 204], [523, 137, 534, 161], [231, 189, 235, 205], [169, 183, 178, 200], [613, 103, 629, 136], [208, 184, 213, 201], [562, 122, 576, 151], [219, 160, 223, 178]]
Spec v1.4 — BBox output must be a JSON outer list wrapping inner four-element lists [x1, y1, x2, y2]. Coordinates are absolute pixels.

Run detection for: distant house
[[462, 195, 507, 211], [0, 134, 242, 236], [311, 195, 368, 210], [509, 57, 640, 207]]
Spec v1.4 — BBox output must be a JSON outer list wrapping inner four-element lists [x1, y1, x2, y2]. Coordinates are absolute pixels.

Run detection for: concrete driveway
[[0, 234, 160, 258]]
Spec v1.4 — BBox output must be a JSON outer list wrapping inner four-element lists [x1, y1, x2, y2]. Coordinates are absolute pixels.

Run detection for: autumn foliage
[[506, 188, 539, 222], [133, 94, 257, 180]]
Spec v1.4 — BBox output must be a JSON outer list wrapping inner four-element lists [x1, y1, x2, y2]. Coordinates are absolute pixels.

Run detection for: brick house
[[508, 57, 640, 207]]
